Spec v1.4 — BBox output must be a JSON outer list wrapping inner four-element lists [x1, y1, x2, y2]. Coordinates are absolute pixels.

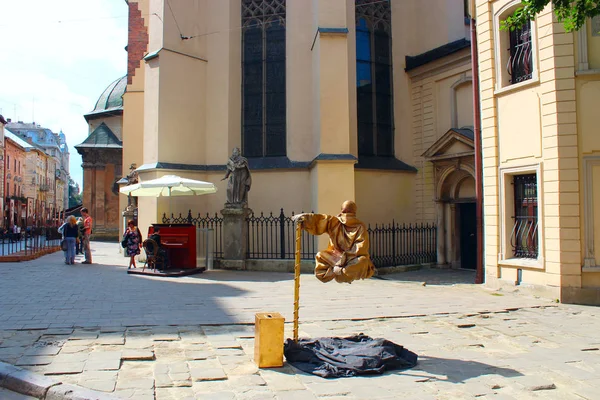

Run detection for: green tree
[[502, 0, 600, 32], [68, 178, 82, 209]]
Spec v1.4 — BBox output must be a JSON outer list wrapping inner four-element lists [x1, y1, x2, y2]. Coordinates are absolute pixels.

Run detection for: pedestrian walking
[[81, 207, 93, 264], [123, 220, 142, 269], [62, 216, 79, 265], [11, 225, 18, 243]]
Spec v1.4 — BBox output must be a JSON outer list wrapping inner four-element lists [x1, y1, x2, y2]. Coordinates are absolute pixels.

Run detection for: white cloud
[[0, 0, 128, 188]]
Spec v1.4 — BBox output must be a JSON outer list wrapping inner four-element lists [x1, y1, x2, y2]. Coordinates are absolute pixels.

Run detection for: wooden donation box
[[149, 224, 197, 269], [254, 312, 285, 368]]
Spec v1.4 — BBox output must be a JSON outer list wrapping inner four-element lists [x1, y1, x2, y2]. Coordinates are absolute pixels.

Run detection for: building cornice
[[136, 154, 417, 173]]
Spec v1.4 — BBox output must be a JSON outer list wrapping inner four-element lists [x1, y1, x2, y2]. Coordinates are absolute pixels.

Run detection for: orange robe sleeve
[[301, 213, 334, 236]]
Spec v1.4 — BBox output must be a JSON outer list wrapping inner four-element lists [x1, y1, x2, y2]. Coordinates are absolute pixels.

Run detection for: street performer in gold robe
[[292, 201, 375, 284]]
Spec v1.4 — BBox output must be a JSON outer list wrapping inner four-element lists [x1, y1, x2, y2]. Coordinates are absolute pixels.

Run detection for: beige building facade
[[23, 147, 48, 205], [475, 0, 600, 303], [123, 0, 479, 264]]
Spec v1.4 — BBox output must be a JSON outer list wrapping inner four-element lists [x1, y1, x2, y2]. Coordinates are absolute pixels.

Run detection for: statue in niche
[[222, 147, 252, 207], [125, 163, 139, 210], [125, 163, 139, 185]]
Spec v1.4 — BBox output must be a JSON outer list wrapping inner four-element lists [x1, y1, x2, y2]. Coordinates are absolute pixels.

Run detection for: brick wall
[[127, 1, 149, 85]]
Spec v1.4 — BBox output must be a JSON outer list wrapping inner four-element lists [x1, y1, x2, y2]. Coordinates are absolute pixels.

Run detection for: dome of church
[[91, 76, 127, 113]]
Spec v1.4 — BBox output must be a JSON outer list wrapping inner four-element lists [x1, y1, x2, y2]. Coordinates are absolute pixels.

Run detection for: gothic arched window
[[356, 0, 393, 157], [242, 0, 286, 158]]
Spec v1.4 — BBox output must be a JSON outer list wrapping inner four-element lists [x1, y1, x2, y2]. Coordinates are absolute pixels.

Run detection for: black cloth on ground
[[283, 334, 418, 378]]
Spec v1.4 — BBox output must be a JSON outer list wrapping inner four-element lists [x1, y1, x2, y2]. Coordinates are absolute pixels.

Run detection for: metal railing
[[163, 211, 224, 258], [507, 21, 532, 84], [512, 173, 538, 259], [368, 222, 437, 268], [511, 217, 538, 258], [0, 226, 62, 257], [246, 209, 316, 260], [196, 228, 214, 270], [163, 210, 437, 269]]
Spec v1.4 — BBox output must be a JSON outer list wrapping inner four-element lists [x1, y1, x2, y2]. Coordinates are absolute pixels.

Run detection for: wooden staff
[[293, 220, 301, 342]]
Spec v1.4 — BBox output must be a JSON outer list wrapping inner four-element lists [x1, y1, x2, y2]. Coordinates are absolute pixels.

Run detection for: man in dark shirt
[[76, 217, 85, 255], [149, 227, 169, 269]]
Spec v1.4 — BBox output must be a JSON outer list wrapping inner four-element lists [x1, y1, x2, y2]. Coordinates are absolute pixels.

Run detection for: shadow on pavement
[[190, 270, 294, 283], [408, 355, 523, 383], [377, 267, 477, 286], [0, 254, 252, 330], [272, 354, 522, 383]]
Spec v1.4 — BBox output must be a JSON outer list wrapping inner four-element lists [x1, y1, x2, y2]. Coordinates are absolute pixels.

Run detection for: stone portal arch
[[437, 164, 475, 201], [422, 128, 476, 269], [434, 166, 477, 269]]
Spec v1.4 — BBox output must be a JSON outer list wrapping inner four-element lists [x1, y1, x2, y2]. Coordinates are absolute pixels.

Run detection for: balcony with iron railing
[[507, 22, 533, 85], [510, 216, 538, 258], [39, 184, 51, 192], [510, 174, 538, 259]]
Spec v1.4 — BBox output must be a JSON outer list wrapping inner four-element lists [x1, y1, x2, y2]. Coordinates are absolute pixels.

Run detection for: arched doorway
[[422, 128, 476, 269], [438, 170, 476, 269]]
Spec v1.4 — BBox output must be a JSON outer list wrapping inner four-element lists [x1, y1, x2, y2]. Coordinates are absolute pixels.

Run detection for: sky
[[0, 0, 129, 189]]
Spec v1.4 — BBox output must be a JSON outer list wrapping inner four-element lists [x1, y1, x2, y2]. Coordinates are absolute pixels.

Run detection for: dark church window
[[356, 0, 393, 157], [242, 0, 286, 158]]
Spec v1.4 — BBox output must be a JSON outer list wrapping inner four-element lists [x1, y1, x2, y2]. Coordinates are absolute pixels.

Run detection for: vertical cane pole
[[293, 220, 302, 343]]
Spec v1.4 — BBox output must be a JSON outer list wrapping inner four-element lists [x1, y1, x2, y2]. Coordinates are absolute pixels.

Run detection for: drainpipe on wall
[[469, 2, 484, 284]]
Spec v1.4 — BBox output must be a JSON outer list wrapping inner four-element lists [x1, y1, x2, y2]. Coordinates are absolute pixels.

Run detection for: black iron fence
[[368, 222, 437, 268], [164, 212, 224, 258], [0, 226, 62, 257], [163, 210, 437, 268], [246, 210, 316, 260]]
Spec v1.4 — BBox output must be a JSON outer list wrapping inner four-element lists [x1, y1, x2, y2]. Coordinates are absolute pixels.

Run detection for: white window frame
[[493, 0, 539, 94], [498, 163, 544, 269], [583, 156, 600, 271]]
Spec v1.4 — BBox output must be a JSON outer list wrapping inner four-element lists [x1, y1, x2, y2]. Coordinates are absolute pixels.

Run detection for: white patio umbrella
[[119, 175, 217, 221]]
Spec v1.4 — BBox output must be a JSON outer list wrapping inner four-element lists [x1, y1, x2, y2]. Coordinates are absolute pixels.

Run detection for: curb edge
[[0, 361, 122, 399]]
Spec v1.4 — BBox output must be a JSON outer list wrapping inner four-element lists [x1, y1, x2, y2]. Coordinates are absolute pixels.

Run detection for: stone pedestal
[[220, 206, 251, 270]]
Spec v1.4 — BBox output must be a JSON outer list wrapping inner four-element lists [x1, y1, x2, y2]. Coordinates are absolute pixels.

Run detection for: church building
[[122, 0, 477, 269]]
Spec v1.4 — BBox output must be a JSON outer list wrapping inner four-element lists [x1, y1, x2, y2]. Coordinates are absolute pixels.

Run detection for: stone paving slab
[[2, 306, 600, 399], [1, 243, 600, 399], [0, 243, 550, 331]]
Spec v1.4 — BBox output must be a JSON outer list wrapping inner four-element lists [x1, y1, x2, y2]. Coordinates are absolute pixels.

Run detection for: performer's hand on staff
[[291, 213, 307, 228]]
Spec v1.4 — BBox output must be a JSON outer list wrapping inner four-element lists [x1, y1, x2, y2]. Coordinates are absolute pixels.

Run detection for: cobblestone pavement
[[1, 243, 599, 399]]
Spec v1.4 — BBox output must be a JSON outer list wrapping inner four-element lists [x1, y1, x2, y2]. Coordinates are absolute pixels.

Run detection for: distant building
[[5, 129, 55, 226], [6, 121, 70, 212], [75, 76, 125, 240], [0, 115, 5, 224], [4, 130, 27, 227]]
